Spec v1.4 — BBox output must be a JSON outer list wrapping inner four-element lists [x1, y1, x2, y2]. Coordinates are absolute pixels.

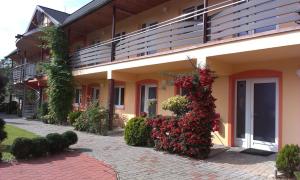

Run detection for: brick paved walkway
[[0, 152, 117, 180], [2, 115, 276, 180]]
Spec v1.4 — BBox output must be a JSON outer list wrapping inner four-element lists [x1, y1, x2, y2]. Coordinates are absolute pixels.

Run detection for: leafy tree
[[0, 60, 9, 104], [40, 27, 73, 124]]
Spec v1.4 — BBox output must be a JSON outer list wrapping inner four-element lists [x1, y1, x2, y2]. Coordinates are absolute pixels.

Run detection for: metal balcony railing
[[70, 0, 300, 69], [12, 63, 37, 83]]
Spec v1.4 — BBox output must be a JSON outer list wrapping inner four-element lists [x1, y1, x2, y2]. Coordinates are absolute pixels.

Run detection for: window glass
[[75, 89, 81, 104], [140, 85, 145, 112], [182, 5, 204, 22], [120, 88, 125, 105], [114, 87, 125, 106], [236, 81, 246, 139], [91, 88, 100, 102], [114, 88, 119, 105]]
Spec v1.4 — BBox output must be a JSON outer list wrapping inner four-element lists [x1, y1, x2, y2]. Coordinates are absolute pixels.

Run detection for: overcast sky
[[0, 0, 92, 59]]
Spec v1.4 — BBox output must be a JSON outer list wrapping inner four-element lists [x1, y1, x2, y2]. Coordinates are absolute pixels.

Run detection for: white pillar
[[196, 56, 207, 68]]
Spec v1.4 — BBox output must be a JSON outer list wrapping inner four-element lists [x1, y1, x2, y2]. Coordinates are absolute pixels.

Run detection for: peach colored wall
[[212, 76, 229, 145], [209, 58, 300, 146], [113, 72, 176, 127]]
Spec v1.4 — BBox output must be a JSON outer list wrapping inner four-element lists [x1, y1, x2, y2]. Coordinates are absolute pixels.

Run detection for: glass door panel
[[253, 83, 276, 143], [148, 86, 157, 117], [236, 81, 246, 139]]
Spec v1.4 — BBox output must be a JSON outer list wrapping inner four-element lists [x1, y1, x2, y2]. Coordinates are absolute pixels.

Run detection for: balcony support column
[[107, 78, 115, 130], [203, 0, 208, 43], [111, 5, 116, 62]]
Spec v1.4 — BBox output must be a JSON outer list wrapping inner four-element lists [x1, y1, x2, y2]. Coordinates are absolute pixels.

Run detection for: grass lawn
[[1, 124, 39, 161]]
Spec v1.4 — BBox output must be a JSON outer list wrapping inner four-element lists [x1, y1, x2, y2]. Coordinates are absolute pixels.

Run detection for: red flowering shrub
[[148, 67, 220, 159]]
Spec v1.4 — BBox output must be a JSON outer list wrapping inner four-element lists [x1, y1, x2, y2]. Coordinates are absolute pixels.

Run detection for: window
[[137, 22, 158, 57], [179, 87, 189, 96], [75, 88, 82, 104], [115, 32, 126, 45], [91, 88, 100, 102], [182, 5, 204, 22], [114, 86, 125, 107]]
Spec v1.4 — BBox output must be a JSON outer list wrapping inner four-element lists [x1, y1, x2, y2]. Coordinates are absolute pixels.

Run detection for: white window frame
[[91, 87, 100, 103], [74, 87, 82, 106], [114, 86, 125, 109]]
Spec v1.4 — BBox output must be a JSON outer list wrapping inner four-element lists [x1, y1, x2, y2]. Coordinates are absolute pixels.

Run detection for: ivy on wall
[[40, 27, 73, 124]]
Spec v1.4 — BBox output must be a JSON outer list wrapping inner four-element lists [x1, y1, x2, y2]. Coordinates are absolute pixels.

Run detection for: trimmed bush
[[124, 117, 152, 146], [162, 95, 189, 116], [31, 137, 49, 157], [62, 131, 78, 146], [276, 144, 300, 177], [0, 118, 7, 142], [46, 133, 66, 154], [11, 137, 33, 159], [0, 118, 7, 161], [67, 111, 81, 125]]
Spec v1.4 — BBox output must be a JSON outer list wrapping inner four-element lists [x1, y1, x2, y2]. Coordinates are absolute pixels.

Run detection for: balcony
[[12, 63, 37, 84], [70, 0, 300, 69]]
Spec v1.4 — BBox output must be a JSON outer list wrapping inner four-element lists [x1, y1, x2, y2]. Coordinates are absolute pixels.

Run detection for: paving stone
[[0, 152, 116, 180], [2, 116, 276, 180]]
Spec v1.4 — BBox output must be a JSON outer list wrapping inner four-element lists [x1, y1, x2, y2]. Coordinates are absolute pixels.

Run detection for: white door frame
[[234, 78, 279, 152], [141, 84, 157, 113]]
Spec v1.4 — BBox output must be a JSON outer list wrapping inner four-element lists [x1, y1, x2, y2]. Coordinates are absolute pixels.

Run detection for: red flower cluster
[[148, 67, 220, 159]]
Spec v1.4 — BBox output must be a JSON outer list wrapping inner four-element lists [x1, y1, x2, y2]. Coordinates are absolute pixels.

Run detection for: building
[[6, 0, 300, 152]]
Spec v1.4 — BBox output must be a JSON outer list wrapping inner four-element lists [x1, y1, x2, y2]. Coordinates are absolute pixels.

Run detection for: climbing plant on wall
[[40, 27, 73, 124]]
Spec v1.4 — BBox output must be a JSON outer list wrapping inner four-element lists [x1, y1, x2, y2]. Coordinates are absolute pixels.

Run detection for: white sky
[[0, 0, 92, 59]]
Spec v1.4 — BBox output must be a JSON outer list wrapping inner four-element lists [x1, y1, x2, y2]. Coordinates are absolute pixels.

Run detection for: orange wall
[[209, 58, 300, 146]]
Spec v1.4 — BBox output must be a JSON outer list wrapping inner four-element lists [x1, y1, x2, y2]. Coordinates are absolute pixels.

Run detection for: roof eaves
[[62, 0, 112, 27], [5, 49, 18, 59]]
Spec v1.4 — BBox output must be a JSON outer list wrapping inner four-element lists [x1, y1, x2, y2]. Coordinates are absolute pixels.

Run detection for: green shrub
[[62, 131, 78, 146], [295, 171, 300, 180], [37, 102, 49, 119], [0, 118, 7, 161], [0, 118, 7, 142], [74, 103, 108, 135], [46, 133, 66, 154], [68, 111, 81, 125], [11, 137, 33, 159], [276, 144, 300, 177], [162, 95, 189, 116], [124, 117, 153, 146], [41, 114, 56, 124], [31, 137, 49, 157]]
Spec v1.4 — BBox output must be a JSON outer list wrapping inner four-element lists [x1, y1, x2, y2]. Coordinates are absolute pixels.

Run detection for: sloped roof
[[37, 5, 70, 25], [5, 49, 18, 59], [63, 0, 112, 26]]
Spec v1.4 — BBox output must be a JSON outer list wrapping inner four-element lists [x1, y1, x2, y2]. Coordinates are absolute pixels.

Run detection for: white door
[[235, 78, 278, 152], [140, 84, 157, 117]]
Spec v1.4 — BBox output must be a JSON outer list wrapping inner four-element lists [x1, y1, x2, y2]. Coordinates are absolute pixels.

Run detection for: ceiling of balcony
[[65, 0, 170, 40]]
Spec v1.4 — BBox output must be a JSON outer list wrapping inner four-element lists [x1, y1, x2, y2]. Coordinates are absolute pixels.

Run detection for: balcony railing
[[12, 63, 36, 84], [70, 0, 300, 69]]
